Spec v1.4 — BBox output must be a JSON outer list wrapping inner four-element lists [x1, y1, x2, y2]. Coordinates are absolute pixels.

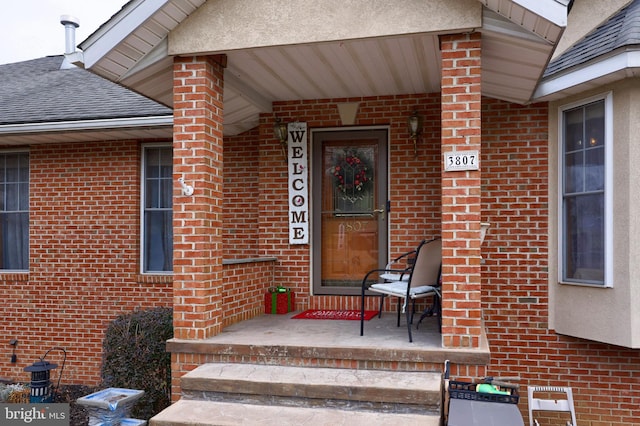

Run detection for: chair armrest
[[379, 272, 409, 282], [361, 268, 410, 288]]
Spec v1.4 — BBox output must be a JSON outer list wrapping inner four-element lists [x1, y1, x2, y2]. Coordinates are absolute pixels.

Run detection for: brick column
[[440, 33, 483, 348], [172, 55, 226, 339]]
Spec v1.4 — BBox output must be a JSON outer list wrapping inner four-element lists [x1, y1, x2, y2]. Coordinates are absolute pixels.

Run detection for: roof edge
[[79, 0, 169, 69], [479, 0, 569, 45], [0, 116, 174, 136], [533, 48, 640, 100], [512, 0, 570, 27]]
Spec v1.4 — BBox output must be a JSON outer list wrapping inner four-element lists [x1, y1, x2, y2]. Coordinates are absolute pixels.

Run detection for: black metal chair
[[360, 238, 442, 342]]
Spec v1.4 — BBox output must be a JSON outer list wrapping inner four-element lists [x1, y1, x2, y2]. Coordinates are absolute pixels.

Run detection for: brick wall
[[256, 94, 443, 312], [223, 127, 260, 258], [481, 99, 639, 425], [0, 141, 172, 386], [2, 93, 636, 423], [0, 135, 273, 387], [221, 260, 275, 328], [219, 94, 640, 423]]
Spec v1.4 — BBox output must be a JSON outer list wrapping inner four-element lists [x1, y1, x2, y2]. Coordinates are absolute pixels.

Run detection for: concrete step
[[180, 363, 442, 414], [150, 399, 441, 426]]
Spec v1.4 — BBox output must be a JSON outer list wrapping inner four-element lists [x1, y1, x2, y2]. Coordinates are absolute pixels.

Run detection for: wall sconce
[[178, 177, 194, 196], [10, 338, 17, 363], [408, 110, 422, 157], [274, 118, 288, 160]]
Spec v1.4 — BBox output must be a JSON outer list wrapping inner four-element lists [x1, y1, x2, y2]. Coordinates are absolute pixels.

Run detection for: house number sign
[[444, 150, 479, 172], [288, 122, 309, 244]]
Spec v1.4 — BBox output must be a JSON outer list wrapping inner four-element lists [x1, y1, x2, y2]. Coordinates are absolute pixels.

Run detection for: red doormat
[[292, 309, 378, 321]]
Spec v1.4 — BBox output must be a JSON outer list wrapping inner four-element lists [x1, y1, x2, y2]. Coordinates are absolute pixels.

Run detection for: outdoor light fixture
[[24, 347, 66, 404], [25, 360, 58, 403], [9, 339, 17, 363], [178, 177, 194, 196], [274, 118, 288, 160], [408, 110, 422, 157]]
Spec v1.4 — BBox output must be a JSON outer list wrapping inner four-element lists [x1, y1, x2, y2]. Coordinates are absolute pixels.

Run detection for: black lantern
[[24, 359, 58, 403]]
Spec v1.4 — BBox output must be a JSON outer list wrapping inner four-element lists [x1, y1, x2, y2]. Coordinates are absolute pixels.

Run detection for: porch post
[[440, 33, 483, 349], [172, 55, 226, 339]]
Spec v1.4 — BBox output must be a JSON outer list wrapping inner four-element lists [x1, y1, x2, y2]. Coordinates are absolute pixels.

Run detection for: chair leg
[[416, 295, 436, 329], [410, 298, 416, 324], [436, 295, 442, 333], [360, 287, 366, 337], [378, 295, 385, 318], [396, 298, 401, 327], [406, 301, 413, 342]]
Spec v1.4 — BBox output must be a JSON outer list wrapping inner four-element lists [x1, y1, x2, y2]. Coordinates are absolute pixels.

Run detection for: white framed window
[[141, 145, 173, 273], [559, 93, 613, 286], [0, 152, 29, 271]]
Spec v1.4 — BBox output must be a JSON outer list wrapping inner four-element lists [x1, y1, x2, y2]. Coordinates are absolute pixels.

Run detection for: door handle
[[373, 208, 385, 219]]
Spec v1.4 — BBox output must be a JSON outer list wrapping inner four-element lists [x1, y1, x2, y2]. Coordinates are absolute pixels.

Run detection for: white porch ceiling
[[76, 0, 567, 137]]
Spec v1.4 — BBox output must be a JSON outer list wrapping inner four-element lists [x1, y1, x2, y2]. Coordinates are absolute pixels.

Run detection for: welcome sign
[[288, 122, 308, 244]]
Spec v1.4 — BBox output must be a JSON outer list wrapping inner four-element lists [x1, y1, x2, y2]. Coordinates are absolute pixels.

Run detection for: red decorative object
[[264, 287, 295, 314]]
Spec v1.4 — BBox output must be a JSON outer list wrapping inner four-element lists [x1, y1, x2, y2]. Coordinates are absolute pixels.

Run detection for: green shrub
[[101, 307, 173, 420]]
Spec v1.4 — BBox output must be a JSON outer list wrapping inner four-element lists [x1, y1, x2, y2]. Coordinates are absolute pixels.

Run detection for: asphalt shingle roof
[[545, 0, 640, 77], [0, 55, 172, 125]]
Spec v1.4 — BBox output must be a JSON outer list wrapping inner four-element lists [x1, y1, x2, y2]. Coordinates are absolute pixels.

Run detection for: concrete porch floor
[[167, 311, 491, 367], [219, 310, 443, 348]]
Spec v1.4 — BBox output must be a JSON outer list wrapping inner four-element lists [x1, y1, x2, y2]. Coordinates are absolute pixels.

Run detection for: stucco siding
[[549, 78, 640, 347], [168, 0, 481, 55]]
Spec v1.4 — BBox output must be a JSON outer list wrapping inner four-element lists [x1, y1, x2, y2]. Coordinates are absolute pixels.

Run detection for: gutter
[[533, 49, 640, 100], [511, 0, 571, 27], [0, 116, 173, 136]]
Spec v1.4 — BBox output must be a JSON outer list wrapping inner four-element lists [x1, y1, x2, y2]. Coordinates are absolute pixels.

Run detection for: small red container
[[264, 288, 295, 314]]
